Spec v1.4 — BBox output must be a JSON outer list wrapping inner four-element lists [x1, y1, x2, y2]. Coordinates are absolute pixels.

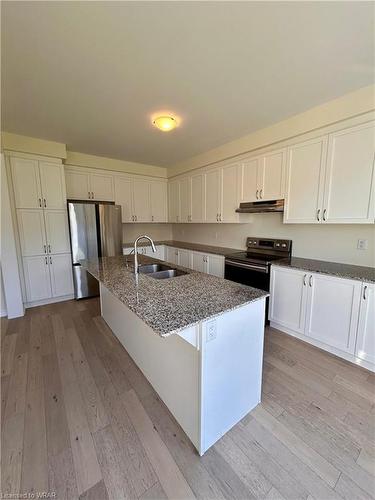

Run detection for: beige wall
[[172, 218, 375, 267], [123, 223, 173, 245], [2, 132, 67, 158]]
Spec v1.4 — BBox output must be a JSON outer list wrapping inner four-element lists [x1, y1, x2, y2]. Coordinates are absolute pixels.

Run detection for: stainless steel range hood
[[235, 199, 284, 213]]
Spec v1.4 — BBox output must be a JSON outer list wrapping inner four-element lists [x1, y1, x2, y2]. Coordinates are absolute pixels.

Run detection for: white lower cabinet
[[49, 254, 74, 297], [178, 249, 192, 268], [270, 265, 371, 369], [23, 256, 52, 302], [17, 209, 47, 256], [206, 254, 225, 278], [166, 246, 179, 265], [191, 252, 207, 273], [355, 283, 375, 365]]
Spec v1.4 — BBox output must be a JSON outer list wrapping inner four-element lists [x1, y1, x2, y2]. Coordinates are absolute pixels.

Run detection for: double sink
[[138, 263, 188, 280]]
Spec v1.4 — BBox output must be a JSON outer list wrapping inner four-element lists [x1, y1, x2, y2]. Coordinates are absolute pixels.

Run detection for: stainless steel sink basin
[[149, 269, 188, 279], [138, 263, 168, 274]]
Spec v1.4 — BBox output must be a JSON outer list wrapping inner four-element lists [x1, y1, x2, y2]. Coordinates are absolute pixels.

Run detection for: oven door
[[224, 259, 270, 291]]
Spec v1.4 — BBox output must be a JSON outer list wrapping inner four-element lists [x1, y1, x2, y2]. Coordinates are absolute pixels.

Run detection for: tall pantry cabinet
[[10, 156, 73, 305]]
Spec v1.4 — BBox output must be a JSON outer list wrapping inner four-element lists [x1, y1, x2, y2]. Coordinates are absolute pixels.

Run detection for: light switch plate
[[357, 239, 368, 250]]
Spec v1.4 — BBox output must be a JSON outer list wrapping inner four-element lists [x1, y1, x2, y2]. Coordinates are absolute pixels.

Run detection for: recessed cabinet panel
[[49, 254, 74, 297], [39, 162, 66, 209], [356, 283, 375, 365], [262, 150, 285, 201], [166, 246, 178, 265], [11, 158, 42, 209], [191, 174, 205, 223], [241, 158, 259, 202], [324, 122, 375, 223], [23, 256, 52, 302], [44, 210, 71, 254], [133, 180, 151, 222], [205, 169, 221, 222], [305, 273, 361, 354], [178, 249, 192, 268], [179, 177, 191, 223], [269, 267, 308, 333], [115, 177, 134, 222], [221, 164, 239, 223], [191, 252, 207, 273], [17, 209, 46, 256], [150, 181, 167, 222], [90, 173, 114, 201], [168, 181, 180, 223], [206, 254, 224, 278], [65, 170, 90, 200], [284, 137, 327, 223]]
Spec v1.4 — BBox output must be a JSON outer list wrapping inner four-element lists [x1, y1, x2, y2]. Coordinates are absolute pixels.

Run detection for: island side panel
[[99, 284, 201, 449], [199, 298, 266, 454]]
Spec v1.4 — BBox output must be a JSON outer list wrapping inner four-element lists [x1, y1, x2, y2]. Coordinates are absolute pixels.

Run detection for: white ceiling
[[2, 1, 374, 167]]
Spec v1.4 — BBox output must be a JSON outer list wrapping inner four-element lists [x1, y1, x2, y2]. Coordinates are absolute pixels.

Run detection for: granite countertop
[[81, 255, 268, 337], [123, 240, 242, 257], [273, 257, 375, 283]]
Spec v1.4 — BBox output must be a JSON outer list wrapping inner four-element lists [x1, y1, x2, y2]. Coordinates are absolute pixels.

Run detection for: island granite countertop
[[123, 240, 242, 257], [81, 255, 268, 337], [273, 257, 375, 283]]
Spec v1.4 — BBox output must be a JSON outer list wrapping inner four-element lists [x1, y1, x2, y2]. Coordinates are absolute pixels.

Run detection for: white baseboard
[[0, 309, 7, 317], [25, 294, 74, 309], [270, 321, 375, 373]]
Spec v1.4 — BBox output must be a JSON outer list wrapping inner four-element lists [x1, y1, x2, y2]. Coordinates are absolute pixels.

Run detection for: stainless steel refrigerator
[[67, 201, 122, 299]]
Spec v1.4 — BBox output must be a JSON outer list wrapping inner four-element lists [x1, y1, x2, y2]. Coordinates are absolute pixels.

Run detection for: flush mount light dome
[[152, 115, 177, 132]]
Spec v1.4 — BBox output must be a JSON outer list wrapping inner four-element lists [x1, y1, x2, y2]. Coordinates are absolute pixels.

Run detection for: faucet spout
[[133, 235, 156, 276]]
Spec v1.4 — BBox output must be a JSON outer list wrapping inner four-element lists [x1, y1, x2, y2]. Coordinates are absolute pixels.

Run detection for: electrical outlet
[[207, 321, 217, 342], [357, 239, 368, 250]]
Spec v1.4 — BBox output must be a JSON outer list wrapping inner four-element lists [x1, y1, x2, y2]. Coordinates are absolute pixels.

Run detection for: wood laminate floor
[[1, 298, 374, 500]]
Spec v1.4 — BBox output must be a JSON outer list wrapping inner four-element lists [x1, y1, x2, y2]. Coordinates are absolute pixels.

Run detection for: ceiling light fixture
[[152, 115, 177, 132]]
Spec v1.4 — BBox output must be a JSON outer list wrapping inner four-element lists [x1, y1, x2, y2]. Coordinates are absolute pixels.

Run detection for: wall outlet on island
[[357, 239, 368, 250], [207, 321, 217, 342]]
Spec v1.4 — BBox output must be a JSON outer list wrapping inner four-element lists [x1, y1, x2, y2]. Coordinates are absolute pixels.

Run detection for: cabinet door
[[240, 158, 259, 202], [221, 164, 239, 222], [178, 249, 192, 269], [115, 177, 134, 222], [39, 162, 66, 209], [152, 245, 165, 261], [323, 122, 375, 223], [260, 149, 285, 201], [65, 170, 90, 200], [17, 209, 47, 256], [355, 283, 375, 365], [284, 137, 327, 223], [166, 246, 178, 265], [133, 179, 151, 222], [11, 157, 42, 209], [44, 210, 71, 254], [191, 252, 207, 273], [206, 254, 224, 278], [22, 255, 51, 302], [49, 254, 74, 297], [168, 181, 180, 223], [191, 173, 205, 223], [205, 169, 221, 222], [90, 173, 114, 201], [269, 266, 308, 333], [150, 181, 167, 222], [179, 177, 191, 223], [305, 273, 361, 354]]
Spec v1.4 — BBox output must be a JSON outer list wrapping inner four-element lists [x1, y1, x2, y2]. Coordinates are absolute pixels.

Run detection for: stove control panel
[[246, 237, 292, 253]]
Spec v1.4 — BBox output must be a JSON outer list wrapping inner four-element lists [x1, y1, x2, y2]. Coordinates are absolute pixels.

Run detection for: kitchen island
[[81, 254, 268, 455]]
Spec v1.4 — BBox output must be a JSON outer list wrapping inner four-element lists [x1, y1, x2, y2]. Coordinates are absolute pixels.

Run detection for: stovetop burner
[[226, 251, 289, 266], [225, 236, 292, 268]]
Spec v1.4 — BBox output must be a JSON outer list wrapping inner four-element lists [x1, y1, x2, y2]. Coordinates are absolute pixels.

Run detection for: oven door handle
[[225, 259, 269, 273]]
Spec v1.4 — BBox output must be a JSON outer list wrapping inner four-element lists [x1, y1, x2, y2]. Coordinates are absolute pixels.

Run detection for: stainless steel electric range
[[225, 237, 292, 322]]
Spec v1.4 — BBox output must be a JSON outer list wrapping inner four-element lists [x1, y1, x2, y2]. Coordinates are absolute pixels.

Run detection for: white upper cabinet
[[179, 177, 191, 223], [65, 169, 90, 200], [191, 173, 205, 223], [323, 122, 375, 223], [305, 273, 361, 354], [17, 209, 47, 256], [44, 210, 71, 254], [133, 179, 151, 222], [205, 168, 221, 222], [11, 157, 42, 209], [39, 162, 66, 209], [356, 283, 375, 365], [115, 177, 133, 222], [284, 136, 327, 223], [168, 180, 180, 223], [221, 163, 240, 223], [240, 158, 259, 202], [150, 181, 167, 222], [260, 149, 285, 201], [90, 172, 114, 201]]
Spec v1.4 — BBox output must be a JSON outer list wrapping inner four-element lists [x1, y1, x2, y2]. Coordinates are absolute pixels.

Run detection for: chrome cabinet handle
[[45, 256, 48, 265], [323, 209, 327, 221], [50, 256, 52, 264], [363, 285, 368, 300], [309, 275, 313, 287], [219, 213, 222, 221], [48, 244, 51, 253], [176, 215, 179, 222], [259, 189, 263, 199], [256, 190, 259, 199], [38, 198, 42, 207], [44, 198, 47, 208], [151, 215, 154, 222], [317, 209, 321, 221], [44, 245, 47, 254], [303, 274, 307, 286], [91, 192, 94, 199]]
